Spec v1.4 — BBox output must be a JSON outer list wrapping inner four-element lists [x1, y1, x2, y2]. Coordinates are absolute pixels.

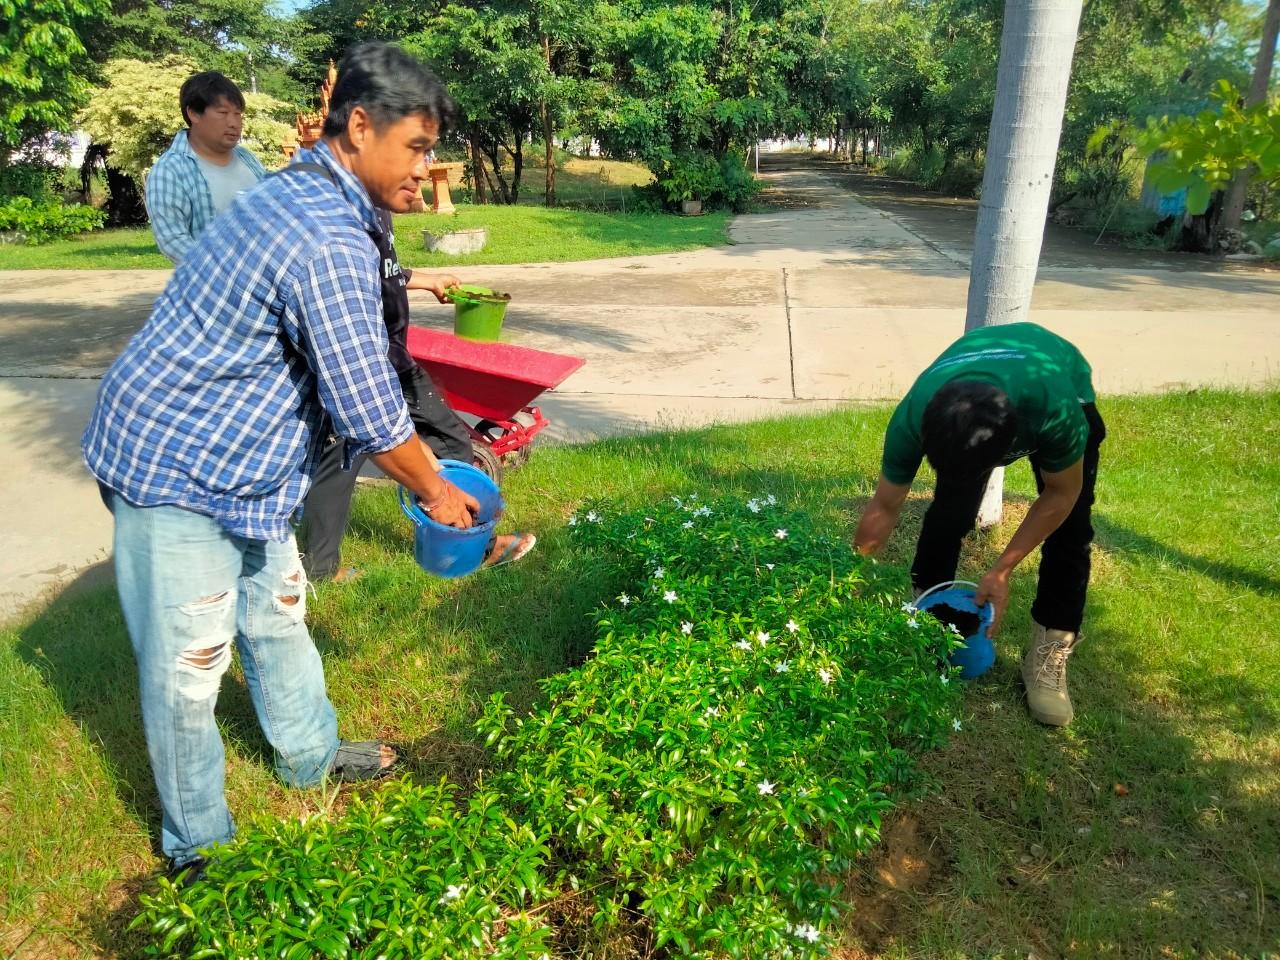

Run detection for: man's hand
[[853, 474, 911, 555], [371, 434, 478, 529], [420, 480, 478, 528], [975, 564, 1012, 635], [407, 272, 463, 304]]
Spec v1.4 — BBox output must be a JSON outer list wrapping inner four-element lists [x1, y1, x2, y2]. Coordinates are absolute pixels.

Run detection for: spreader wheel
[[471, 443, 503, 483]]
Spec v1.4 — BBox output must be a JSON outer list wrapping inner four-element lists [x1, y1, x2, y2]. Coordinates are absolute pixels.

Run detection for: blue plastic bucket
[[398, 460, 503, 578], [913, 580, 996, 679]]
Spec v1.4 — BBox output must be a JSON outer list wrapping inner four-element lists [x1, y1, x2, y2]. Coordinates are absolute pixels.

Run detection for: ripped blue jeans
[[107, 494, 339, 865]]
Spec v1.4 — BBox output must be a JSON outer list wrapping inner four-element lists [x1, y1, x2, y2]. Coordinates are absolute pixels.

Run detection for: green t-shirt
[[881, 322, 1095, 485]]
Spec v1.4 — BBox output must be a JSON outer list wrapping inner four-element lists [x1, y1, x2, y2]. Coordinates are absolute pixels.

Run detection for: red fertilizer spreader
[[405, 326, 584, 480]]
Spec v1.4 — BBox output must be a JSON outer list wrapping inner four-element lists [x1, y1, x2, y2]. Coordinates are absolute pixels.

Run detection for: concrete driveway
[[2, 153, 1277, 618]]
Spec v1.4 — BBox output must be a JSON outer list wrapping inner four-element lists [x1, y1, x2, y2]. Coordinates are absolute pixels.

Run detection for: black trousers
[[910, 403, 1105, 634], [299, 365, 473, 580]]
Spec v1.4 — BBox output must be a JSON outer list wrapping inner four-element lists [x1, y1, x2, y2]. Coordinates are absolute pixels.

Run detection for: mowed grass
[[0, 156, 726, 271], [1, 390, 1277, 958]]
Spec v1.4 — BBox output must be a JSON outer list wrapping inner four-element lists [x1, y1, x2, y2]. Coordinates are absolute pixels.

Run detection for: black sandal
[[329, 740, 400, 782]]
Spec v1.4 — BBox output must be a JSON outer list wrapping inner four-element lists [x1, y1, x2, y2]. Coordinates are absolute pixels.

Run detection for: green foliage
[[0, 195, 104, 244], [0, 0, 108, 148], [78, 56, 294, 181], [135, 781, 554, 959], [655, 152, 720, 203], [1128, 81, 1280, 215], [133, 495, 960, 958], [92, 0, 323, 104], [0, 158, 59, 201]]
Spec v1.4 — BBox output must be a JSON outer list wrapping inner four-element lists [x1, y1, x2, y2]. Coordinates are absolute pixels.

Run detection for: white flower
[[765, 494, 777, 506], [900, 601, 915, 613], [757, 779, 775, 796], [746, 499, 761, 513], [765, 562, 775, 571], [940, 673, 949, 685], [682, 520, 694, 529], [774, 660, 790, 673], [818, 667, 834, 685], [694, 505, 712, 517], [438, 883, 465, 904], [952, 718, 962, 731], [681, 621, 693, 635], [785, 619, 799, 634], [756, 630, 770, 646], [652, 566, 665, 579], [586, 510, 600, 523], [907, 617, 919, 629], [671, 496, 683, 506], [705, 705, 720, 717], [774, 528, 788, 540], [793, 923, 820, 943], [663, 590, 678, 603], [949, 622, 963, 635], [618, 593, 632, 606], [687, 492, 698, 500], [735, 639, 754, 651]]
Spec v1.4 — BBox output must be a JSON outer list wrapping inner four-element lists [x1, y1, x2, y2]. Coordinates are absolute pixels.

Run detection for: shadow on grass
[[11, 418, 1279, 956]]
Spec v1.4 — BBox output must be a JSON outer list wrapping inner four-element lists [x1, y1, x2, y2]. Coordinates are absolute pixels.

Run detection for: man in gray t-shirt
[[145, 71, 267, 264], [193, 151, 261, 216]]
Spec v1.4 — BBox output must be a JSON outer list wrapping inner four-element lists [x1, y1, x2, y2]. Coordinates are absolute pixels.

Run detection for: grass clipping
[[135, 495, 963, 959]]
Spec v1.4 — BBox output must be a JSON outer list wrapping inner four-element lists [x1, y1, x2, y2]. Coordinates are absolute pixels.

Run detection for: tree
[[1129, 80, 1280, 241], [83, 0, 325, 104], [408, 4, 551, 204], [0, 0, 107, 156], [79, 56, 293, 177], [966, 0, 1083, 524], [1220, 0, 1280, 231]]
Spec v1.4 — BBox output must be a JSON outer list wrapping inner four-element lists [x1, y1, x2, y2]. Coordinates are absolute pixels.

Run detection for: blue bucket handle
[[913, 579, 995, 629]]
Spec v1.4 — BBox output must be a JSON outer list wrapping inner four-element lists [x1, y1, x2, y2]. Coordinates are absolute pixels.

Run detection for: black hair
[[180, 72, 246, 127], [921, 379, 1017, 477], [323, 42, 456, 138]]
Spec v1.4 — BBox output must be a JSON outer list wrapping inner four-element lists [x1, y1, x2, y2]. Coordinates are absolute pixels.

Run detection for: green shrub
[[483, 494, 961, 957], [715, 152, 763, 212], [656, 152, 722, 205], [0, 196, 105, 245], [0, 160, 59, 202], [653, 151, 762, 212], [134, 494, 962, 958]]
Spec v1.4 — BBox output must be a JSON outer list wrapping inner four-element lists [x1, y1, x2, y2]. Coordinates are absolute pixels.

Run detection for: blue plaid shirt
[[145, 130, 268, 264], [83, 141, 413, 541]]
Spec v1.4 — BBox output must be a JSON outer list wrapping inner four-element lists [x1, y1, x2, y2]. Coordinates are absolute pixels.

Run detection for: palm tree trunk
[[967, 0, 1083, 525]]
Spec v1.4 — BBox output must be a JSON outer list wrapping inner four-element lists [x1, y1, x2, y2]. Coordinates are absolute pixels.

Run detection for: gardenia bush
[[136, 494, 964, 958]]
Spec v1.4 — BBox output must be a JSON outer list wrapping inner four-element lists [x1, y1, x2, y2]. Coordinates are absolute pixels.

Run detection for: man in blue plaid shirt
[[145, 71, 268, 264], [83, 43, 475, 883]]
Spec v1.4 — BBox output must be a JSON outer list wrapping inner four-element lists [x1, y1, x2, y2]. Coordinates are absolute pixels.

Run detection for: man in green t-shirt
[[853, 322, 1105, 727]]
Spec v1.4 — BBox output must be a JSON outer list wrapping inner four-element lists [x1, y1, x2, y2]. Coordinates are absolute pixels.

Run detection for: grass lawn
[[0, 155, 728, 271], [2, 390, 1277, 957]]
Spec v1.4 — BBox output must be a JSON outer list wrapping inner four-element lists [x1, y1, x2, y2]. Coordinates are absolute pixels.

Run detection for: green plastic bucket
[[446, 284, 511, 341]]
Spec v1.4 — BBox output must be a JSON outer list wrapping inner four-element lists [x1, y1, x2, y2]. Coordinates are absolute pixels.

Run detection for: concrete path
[[2, 154, 1277, 619]]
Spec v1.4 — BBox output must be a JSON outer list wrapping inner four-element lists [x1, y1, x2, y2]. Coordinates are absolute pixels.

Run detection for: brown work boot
[[1021, 621, 1079, 727]]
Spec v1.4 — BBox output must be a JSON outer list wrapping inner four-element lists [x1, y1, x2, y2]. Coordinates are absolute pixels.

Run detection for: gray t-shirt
[[194, 152, 261, 215]]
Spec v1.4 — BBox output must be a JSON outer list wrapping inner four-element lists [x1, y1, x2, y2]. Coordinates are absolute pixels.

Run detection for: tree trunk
[[541, 34, 557, 206], [966, 0, 1083, 525], [470, 137, 487, 205], [1220, 0, 1280, 232]]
